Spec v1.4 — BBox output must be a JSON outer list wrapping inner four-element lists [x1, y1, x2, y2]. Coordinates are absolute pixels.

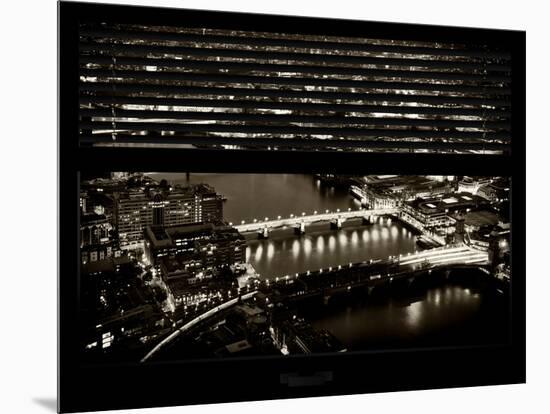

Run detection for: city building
[[488, 223, 511, 281], [359, 175, 452, 209], [80, 257, 165, 359], [402, 192, 488, 230], [457, 176, 492, 194], [110, 172, 130, 180], [143, 223, 246, 303], [181, 303, 276, 358], [363, 186, 401, 209], [427, 175, 455, 182], [478, 178, 511, 202], [114, 184, 224, 247], [80, 212, 120, 264], [270, 310, 346, 355], [80, 188, 116, 222], [454, 214, 466, 244], [194, 183, 224, 224], [79, 191, 88, 214]]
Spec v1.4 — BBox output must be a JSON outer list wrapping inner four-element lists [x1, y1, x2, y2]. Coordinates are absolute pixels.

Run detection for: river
[[149, 173, 508, 351]]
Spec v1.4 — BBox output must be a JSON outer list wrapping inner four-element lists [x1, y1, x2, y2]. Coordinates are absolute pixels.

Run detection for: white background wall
[[0, 0, 548, 412]]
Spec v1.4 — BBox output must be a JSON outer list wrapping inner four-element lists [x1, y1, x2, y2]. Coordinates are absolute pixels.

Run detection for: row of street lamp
[[230, 206, 370, 226]]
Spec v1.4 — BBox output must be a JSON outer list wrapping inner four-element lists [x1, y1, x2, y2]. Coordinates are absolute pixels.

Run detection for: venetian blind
[[79, 23, 511, 154]]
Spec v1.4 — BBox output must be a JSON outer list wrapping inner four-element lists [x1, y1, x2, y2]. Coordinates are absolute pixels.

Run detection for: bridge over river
[[234, 207, 398, 236], [141, 244, 490, 362], [262, 244, 489, 302]]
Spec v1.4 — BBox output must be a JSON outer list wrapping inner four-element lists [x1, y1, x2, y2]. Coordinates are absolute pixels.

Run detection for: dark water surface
[[150, 173, 357, 224], [245, 222, 416, 279], [302, 280, 509, 351]]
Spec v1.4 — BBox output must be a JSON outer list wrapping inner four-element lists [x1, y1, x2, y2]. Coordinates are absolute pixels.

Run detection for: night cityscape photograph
[[75, 18, 514, 368], [80, 173, 511, 363], [2, 1, 534, 413]]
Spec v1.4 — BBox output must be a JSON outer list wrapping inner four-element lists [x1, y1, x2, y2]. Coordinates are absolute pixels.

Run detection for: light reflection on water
[[309, 284, 486, 350], [152, 172, 417, 280], [266, 243, 275, 260], [246, 222, 416, 279]]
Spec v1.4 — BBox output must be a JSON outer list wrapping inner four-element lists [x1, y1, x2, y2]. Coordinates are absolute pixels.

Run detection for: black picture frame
[[58, 2, 525, 412]]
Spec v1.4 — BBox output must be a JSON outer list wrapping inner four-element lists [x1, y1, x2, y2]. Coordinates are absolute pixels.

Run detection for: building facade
[[401, 193, 487, 230], [114, 184, 223, 247], [80, 212, 120, 264], [478, 178, 511, 203], [143, 223, 246, 303], [361, 175, 452, 210]]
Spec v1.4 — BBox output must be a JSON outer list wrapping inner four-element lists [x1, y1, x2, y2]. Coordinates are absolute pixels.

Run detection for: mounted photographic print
[[59, 2, 525, 413]]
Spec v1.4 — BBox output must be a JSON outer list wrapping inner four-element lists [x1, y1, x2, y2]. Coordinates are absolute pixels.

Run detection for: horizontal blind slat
[[80, 134, 509, 151], [79, 95, 511, 117], [80, 108, 510, 129], [79, 27, 511, 59], [80, 55, 511, 82], [79, 69, 510, 95], [80, 82, 511, 106], [80, 42, 511, 71], [80, 120, 510, 140]]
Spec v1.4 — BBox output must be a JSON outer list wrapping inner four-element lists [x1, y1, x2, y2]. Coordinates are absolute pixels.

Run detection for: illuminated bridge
[[233, 207, 398, 237], [141, 245, 490, 362], [263, 244, 490, 301]]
